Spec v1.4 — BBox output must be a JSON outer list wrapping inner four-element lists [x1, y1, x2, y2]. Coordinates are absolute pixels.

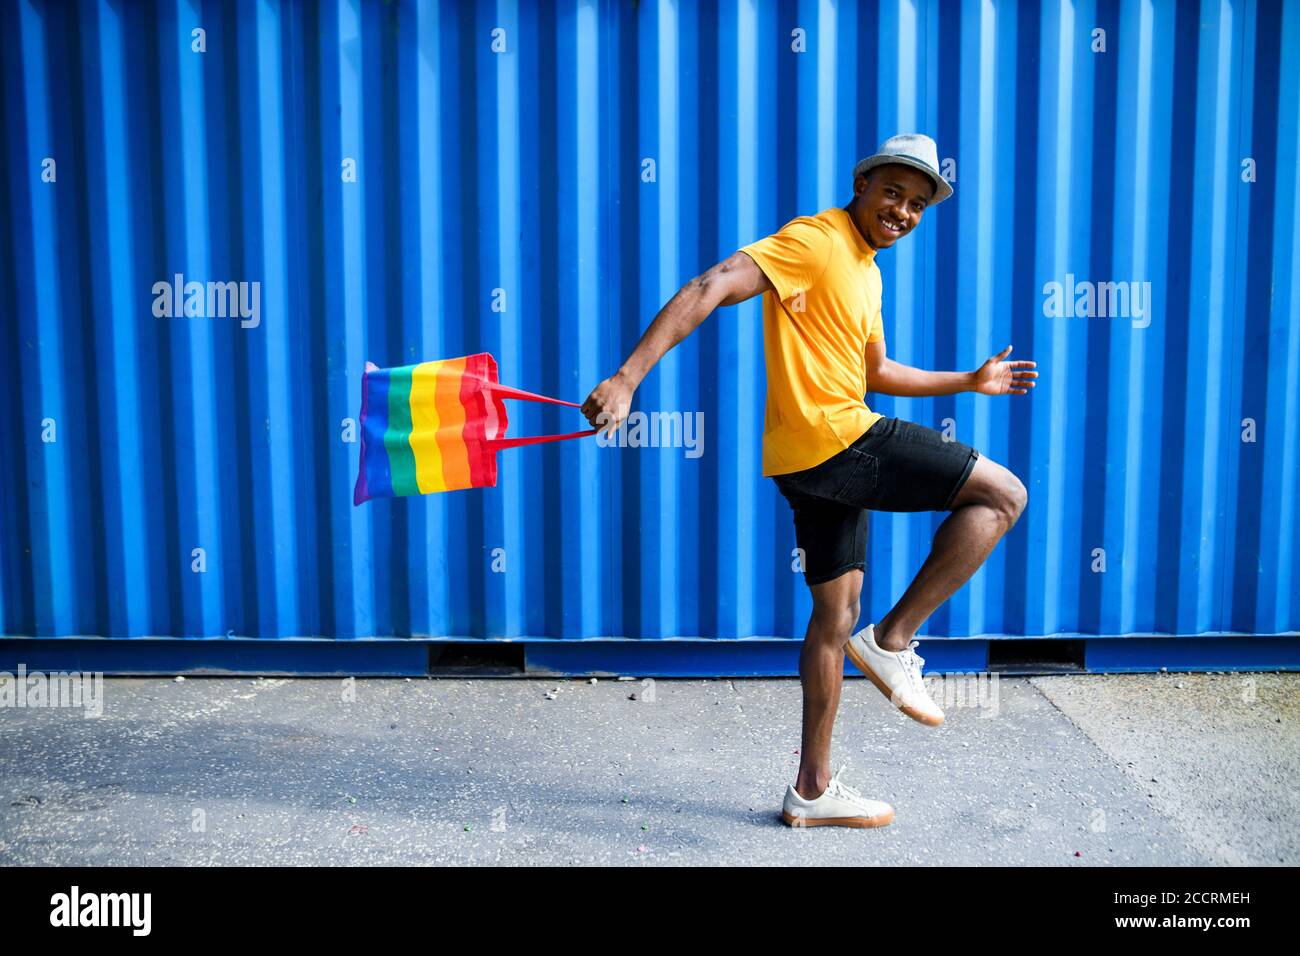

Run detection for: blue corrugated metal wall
[[0, 0, 1296, 643]]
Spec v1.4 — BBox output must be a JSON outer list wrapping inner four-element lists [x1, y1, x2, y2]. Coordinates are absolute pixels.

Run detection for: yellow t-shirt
[[740, 207, 885, 476]]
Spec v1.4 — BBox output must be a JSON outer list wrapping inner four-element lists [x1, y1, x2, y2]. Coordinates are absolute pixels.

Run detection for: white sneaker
[[781, 765, 894, 829], [845, 623, 945, 726]]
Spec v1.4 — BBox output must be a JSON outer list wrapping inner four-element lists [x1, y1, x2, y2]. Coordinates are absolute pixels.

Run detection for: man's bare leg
[[794, 569, 863, 799], [874, 455, 1028, 652]]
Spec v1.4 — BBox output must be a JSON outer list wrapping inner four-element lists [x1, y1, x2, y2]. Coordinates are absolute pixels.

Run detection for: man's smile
[[877, 213, 908, 237]]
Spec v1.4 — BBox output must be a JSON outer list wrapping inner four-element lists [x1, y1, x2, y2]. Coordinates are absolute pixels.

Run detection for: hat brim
[[854, 155, 953, 205]]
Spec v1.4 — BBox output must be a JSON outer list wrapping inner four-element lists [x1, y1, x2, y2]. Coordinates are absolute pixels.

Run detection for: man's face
[[851, 164, 935, 250]]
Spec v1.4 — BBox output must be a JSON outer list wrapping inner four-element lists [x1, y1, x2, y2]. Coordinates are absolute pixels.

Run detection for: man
[[580, 134, 1035, 829]]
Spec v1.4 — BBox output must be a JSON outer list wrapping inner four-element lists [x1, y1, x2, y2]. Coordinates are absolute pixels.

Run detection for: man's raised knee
[[1000, 474, 1028, 526]]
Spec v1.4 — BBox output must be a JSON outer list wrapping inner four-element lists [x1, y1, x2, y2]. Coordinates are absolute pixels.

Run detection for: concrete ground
[[0, 671, 1295, 866]]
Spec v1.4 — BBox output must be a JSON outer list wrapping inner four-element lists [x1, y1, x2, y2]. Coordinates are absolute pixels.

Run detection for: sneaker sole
[[845, 640, 945, 727], [781, 808, 895, 829]]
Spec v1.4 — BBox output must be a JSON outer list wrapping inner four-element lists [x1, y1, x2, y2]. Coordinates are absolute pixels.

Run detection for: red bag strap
[[484, 381, 599, 451]]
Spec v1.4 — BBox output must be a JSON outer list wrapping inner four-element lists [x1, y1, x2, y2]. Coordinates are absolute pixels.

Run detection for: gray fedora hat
[[853, 133, 953, 204]]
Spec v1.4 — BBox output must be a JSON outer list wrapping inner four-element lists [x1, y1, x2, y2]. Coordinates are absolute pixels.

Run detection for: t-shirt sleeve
[[866, 300, 885, 343], [865, 266, 885, 343], [738, 217, 834, 304]]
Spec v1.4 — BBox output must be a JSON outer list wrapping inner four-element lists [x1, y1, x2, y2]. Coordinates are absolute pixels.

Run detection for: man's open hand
[[581, 372, 636, 436], [973, 345, 1037, 396]]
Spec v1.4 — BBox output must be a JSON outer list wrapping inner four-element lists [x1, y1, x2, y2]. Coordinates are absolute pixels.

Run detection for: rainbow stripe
[[353, 353, 507, 503]]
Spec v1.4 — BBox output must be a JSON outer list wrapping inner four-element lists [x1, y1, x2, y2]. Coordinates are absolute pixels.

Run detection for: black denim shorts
[[772, 416, 979, 586]]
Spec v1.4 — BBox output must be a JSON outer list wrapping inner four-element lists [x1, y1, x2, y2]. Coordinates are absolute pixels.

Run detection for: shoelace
[[898, 641, 927, 695], [827, 764, 865, 802]]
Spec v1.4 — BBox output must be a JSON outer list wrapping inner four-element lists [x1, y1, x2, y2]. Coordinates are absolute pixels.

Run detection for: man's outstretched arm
[[581, 251, 772, 433], [866, 339, 1038, 398]]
